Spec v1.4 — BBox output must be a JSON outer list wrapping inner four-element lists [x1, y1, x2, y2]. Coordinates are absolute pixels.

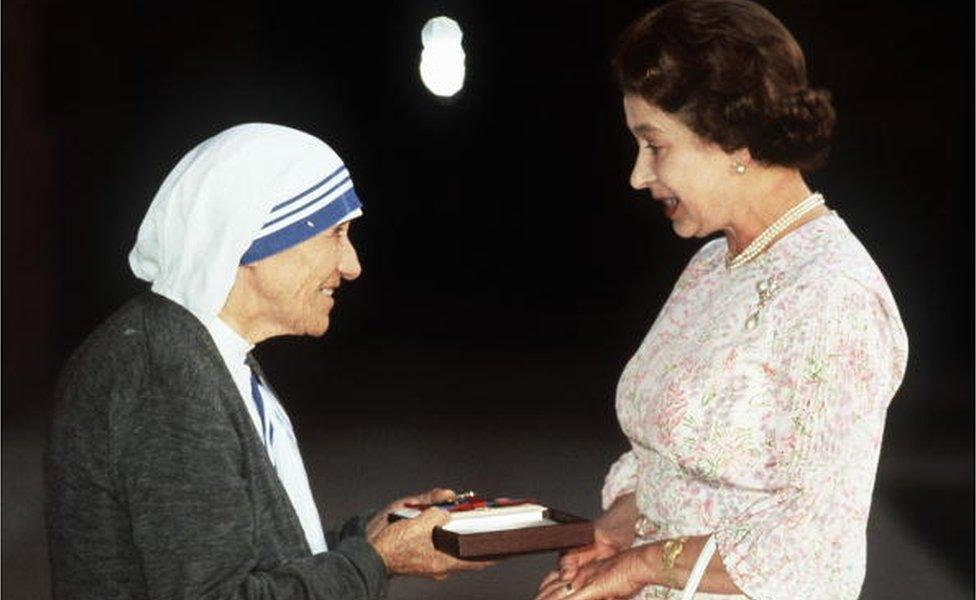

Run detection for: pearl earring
[[732, 161, 746, 174]]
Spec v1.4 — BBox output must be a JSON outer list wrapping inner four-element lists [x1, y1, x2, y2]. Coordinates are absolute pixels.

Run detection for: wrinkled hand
[[366, 487, 457, 541], [538, 527, 620, 590], [535, 546, 652, 600], [367, 488, 493, 579]]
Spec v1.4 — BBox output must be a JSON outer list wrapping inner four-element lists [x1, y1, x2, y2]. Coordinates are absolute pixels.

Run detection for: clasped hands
[[535, 527, 655, 600], [366, 488, 494, 580], [536, 492, 651, 600]]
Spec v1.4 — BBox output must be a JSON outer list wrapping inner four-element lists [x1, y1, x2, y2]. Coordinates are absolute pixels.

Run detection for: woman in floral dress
[[536, 1, 908, 599]]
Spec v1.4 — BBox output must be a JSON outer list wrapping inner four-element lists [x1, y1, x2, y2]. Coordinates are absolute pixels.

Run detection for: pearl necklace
[[725, 192, 825, 270]]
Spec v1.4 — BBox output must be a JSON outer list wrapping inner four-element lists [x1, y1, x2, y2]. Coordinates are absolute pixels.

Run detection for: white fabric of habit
[[206, 318, 328, 554], [127, 123, 362, 555]]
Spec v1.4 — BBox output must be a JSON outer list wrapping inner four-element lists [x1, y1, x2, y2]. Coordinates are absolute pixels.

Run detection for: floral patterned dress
[[601, 212, 908, 600]]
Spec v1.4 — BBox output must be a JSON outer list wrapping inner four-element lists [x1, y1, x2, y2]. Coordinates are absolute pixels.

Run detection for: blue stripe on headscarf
[[240, 187, 361, 265], [270, 165, 348, 213], [263, 173, 351, 229]]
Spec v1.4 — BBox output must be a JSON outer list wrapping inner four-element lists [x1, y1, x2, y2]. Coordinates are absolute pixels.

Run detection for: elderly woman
[[45, 123, 485, 599], [537, 1, 907, 599]]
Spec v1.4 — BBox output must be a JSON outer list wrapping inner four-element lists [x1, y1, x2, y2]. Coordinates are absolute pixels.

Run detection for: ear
[[731, 146, 753, 166]]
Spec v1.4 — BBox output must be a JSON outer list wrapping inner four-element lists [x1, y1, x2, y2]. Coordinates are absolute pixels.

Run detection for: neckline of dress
[[720, 209, 842, 271]]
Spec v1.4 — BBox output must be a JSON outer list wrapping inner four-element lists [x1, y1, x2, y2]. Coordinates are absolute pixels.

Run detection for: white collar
[[206, 317, 254, 370]]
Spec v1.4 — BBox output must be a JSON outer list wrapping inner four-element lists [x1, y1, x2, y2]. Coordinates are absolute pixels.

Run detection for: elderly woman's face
[[247, 221, 361, 337], [623, 95, 739, 239]]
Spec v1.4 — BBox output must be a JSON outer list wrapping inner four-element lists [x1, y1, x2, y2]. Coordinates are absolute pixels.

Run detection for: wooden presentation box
[[431, 508, 593, 559]]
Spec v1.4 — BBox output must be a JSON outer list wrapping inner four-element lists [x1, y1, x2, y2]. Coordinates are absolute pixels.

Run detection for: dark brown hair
[[613, 0, 836, 171]]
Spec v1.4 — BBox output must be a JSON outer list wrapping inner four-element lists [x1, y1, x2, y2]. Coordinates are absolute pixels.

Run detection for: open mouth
[[318, 285, 334, 296], [658, 196, 679, 217]]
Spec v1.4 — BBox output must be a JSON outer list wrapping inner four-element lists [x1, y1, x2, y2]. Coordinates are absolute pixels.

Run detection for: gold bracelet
[[661, 537, 688, 590]]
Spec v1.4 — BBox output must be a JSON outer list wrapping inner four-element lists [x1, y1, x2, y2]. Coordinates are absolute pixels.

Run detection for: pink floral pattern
[[602, 213, 908, 600]]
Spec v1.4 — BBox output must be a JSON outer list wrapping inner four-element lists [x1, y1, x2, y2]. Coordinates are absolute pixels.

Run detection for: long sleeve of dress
[[712, 274, 908, 600], [115, 389, 388, 600]]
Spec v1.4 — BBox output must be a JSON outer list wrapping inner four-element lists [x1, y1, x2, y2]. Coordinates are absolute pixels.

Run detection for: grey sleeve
[[116, 390, 389, 600], [325, 510, 380, 548]]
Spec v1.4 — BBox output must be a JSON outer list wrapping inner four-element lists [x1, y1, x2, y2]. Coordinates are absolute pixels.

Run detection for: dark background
[[4, 1, 973, 598]]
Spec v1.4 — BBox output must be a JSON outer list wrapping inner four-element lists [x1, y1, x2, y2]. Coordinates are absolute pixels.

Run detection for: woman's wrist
[[633, 537, 692, 589], [596, 493, 639, 549], [634, 542, 664, 585]]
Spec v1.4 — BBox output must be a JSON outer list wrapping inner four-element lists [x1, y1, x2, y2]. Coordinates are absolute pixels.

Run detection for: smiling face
[[624, 94, 746, 239], [242, 220, 362, 338]]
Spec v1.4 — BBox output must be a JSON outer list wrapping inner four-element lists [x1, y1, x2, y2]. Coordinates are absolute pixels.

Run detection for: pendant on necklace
[[745, 276, 778, 330]]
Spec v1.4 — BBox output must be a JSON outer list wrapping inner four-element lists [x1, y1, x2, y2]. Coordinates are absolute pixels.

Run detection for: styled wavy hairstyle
[[612, 0, 836, 171]]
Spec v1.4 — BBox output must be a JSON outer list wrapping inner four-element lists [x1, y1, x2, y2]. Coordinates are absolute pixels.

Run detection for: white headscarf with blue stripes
[[129, 122, 362, 325]]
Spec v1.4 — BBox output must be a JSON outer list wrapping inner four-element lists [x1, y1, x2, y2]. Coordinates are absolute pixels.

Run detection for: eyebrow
[[631, 123, 664, 136]]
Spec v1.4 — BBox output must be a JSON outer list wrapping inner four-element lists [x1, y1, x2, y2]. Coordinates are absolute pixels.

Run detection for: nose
[[629, 149, 656, 190], [339, 236, 362, 281]]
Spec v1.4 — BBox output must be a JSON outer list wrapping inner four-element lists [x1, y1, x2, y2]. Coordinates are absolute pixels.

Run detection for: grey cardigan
[[45, 292, 389, 600]]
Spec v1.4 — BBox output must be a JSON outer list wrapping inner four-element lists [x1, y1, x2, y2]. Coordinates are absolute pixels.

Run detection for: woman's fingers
[[537, 548, 607, 599], [558, 549, 585, 569], [539, 569, 562, 590], [535, 576, 559, 599], [536, 568, 594, 600], [561, 564, 579, 581], [562, 578, 619, 600], [534, 579, 572, 600]]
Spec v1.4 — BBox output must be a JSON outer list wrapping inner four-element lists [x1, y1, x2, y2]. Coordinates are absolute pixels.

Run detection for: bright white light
[[419, 16, 465, 98]]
